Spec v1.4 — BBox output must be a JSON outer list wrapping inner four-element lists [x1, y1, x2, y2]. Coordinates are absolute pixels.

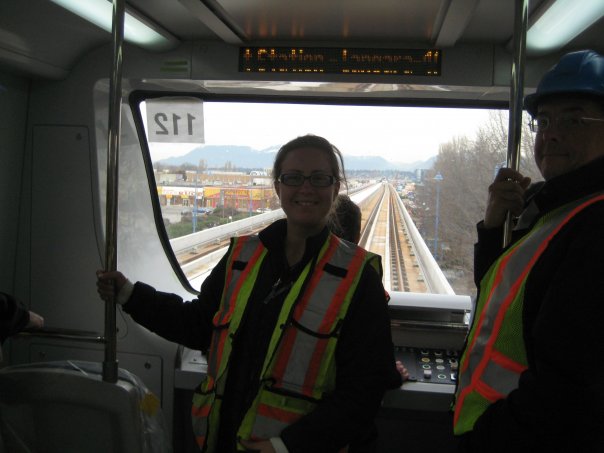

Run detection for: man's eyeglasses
[[278, 173, 336, 187], [529, 115, 604, 133]]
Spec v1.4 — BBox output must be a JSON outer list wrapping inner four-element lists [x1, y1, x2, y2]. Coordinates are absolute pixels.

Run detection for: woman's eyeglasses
[[278, 173, 336, 187]]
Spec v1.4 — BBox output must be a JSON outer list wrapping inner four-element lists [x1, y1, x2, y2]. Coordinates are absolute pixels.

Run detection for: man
[[453, 49, 604, 452]]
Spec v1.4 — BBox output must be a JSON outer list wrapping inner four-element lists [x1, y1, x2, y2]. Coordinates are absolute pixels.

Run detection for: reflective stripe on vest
[[453, 192, 604, 435], [208, 236, 267, 389], [192, 235, 268, 451], [191, 233, 378, 451]]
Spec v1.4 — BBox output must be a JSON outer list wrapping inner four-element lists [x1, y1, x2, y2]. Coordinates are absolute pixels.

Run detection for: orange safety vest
[[191, 233, 380, 451], [453, 192, 604, 435]]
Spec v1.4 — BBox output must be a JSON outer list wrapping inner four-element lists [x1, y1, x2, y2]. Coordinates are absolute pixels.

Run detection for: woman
[[97, 134, 400, 452]]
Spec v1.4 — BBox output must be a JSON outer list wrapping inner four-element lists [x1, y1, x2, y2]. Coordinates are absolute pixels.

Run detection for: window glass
[[138, 98, 541, 296]]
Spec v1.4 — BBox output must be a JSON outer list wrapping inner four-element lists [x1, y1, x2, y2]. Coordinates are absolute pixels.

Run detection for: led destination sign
[[239, 47, 441, 76]]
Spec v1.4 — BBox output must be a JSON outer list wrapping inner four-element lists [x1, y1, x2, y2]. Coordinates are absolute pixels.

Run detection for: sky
[[144, 101, 495, 164]]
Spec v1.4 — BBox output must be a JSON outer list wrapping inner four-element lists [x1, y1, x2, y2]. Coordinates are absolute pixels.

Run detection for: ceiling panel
[[216, 0, 445, 42], [128, 0, 218, 41]]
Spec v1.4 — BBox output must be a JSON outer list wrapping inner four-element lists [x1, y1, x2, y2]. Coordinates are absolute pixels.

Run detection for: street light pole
[[192, 159, 205, 233], [193, 165, 198, 233], [433, 172, 443, 260]]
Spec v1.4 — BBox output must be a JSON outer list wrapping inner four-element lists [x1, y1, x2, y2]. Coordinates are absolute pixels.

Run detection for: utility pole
[[433, 172, 443, 260]]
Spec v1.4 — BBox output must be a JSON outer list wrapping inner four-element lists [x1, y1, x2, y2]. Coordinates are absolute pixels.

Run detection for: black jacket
[[459, 156, 604, 452], [124, 219, 401, 452]]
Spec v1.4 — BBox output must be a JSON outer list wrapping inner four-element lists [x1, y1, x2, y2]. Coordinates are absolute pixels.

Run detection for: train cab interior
[[1, 0, 603, 451]]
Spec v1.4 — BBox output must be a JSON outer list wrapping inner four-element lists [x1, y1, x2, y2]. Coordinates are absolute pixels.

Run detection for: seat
[[0, 361, 170, 453]]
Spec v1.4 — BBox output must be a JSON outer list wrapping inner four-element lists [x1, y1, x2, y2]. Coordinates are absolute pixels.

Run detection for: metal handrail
[[503, 0, 529, 248], [17, 328, 105, 344]]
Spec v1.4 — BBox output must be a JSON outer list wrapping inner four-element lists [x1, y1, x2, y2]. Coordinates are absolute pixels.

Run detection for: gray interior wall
[[0, 72, 28, 297], [11, 46, 110, 329], [4, 44, 181, 437]]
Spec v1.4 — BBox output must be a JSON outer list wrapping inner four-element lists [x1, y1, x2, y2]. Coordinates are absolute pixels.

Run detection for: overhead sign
[[145, 97, 205, 144], [239, 47, 441, 76]]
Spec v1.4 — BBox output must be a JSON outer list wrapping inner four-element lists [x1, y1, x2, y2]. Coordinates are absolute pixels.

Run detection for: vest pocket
[[290, 314, 343, 338], [269, 319, 339, 398], [250, 386, 319, 439], [262, 381, 322, 404]]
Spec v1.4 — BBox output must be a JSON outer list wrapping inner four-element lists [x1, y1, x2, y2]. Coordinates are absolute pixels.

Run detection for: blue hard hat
[[524, 50, 604, 116]]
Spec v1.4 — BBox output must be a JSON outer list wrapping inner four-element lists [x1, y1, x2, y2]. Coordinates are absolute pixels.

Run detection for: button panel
[[395, 347, 459, 384]]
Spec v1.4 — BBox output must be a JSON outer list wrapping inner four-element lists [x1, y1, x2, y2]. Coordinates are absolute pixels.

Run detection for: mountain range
[[157, 145, 435, 172]]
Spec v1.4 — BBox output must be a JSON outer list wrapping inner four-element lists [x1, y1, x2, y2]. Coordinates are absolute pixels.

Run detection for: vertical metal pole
[[503, 0, 529, 247], [103, 0, 125, 383]]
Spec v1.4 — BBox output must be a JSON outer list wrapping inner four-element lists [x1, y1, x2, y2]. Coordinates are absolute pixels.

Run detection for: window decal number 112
[[145, 98, 205, 144], [154, 113, 196, 136]]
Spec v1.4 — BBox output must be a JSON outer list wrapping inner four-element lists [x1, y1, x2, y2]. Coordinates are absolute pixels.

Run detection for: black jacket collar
[[529, 155, 604, 215], [258, 218, 330, 276]]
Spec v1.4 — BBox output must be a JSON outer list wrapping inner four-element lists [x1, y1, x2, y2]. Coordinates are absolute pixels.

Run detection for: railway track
[[388, 197, 410, 292], [358, 184, 427, 293]]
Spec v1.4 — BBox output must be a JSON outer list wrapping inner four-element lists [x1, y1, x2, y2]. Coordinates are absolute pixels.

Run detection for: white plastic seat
[[0, 361, 169, 453]]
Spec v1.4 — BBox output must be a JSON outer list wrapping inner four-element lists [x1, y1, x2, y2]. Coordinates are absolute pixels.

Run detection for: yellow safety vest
[[454, 192, 604, 435], [191, 233, 380, 451]]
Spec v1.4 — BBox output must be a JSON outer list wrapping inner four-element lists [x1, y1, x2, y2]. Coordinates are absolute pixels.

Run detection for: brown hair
[[328, 194, 361, 243], [272, 134, 347, 189]]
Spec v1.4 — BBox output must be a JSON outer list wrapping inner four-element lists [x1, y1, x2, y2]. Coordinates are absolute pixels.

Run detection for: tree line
[[411, 111, 542, 296]]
